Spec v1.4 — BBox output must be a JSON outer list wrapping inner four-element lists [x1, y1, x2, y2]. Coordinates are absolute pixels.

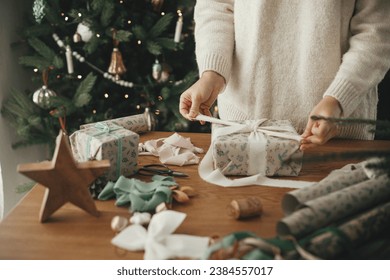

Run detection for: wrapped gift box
[[70, 123, 139, 181], [211, 119, 303, 176]]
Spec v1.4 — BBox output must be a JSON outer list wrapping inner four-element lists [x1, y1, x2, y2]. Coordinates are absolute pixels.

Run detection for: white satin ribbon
[[138, 133, 204, 166], [196, 114, 313, 188], [111, 210, 210, 260]]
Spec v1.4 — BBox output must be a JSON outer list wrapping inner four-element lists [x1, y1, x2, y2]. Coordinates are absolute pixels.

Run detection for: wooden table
[[0, 131, 389, 260]]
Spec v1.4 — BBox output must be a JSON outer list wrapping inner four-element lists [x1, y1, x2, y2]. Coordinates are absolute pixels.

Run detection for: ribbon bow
[[195, 114, 313, 188], [111, 210, 210, 260], [94, 122, 122, 134]]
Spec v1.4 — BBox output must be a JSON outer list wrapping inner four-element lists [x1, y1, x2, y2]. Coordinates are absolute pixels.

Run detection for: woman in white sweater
[[179, 0, 390, 150]]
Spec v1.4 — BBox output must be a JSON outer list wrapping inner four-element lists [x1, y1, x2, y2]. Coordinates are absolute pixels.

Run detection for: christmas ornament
[[32, 68, 57, 109], [53, 33, 135, 88], [17, 130, 110, 222], [32, 85, 57, 109], [150, 0, 164, 12], [152, 59, 162, 80], [73, 21, 93, 43], [157, 63, 172, 83], [33, 0, 46, 24], [108, 30, 127, 81]]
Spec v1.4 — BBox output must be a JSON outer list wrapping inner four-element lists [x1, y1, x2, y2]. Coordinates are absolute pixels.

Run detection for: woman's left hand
[[300, 96, 343, 150]]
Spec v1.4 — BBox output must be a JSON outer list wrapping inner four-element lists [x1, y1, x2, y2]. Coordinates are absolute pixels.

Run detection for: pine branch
[[311, 115, 390, 128], [100, 1, 115, 27], [115, 30, 132, 42], [73, 73, 97, 107], [19, 55, 52, 70], [28, 37, 54, 59], [155, 37, 176, 50], [148, 13, 174, 38], [132, 25, 147, 41], [146, 40, 163, 55]]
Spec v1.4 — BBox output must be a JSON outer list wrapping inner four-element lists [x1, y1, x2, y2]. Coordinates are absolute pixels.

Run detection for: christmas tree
[[1, 0, 203, 152]]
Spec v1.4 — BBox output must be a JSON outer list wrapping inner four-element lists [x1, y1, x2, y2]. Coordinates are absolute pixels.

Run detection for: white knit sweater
[[194, 0, 390, 139]]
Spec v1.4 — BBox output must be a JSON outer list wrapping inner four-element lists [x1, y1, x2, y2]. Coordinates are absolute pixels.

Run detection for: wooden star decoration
[[17, 130, 110, 223]]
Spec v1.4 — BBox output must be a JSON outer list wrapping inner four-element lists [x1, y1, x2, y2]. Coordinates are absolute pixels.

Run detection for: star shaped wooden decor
[[17, 130, 110, 222]]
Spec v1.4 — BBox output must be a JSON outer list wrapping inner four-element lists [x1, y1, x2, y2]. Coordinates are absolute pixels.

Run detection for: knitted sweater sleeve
[[323, 0, 390, 117], [194, 0, 234, 82]]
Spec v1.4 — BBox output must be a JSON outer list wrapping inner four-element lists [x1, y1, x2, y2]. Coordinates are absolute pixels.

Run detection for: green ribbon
[[86, 122, 123, 180], [98, 175, 177, 212]]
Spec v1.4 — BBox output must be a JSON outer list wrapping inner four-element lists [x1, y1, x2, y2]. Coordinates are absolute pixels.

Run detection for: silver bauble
[[32, 85, 57, 109]]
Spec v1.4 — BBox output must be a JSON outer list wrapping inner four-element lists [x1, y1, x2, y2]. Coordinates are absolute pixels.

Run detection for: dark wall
[[378, 70, 390, 121]]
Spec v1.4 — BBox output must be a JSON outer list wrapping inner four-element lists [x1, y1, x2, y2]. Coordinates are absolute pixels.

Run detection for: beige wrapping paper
[[277, 174, 390, 238]]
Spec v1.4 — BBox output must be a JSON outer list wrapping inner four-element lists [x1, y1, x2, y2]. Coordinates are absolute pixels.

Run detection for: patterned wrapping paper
[[211, 120, 303, 176], [80, 112, 154, 134], [70, 123, 139, 181], [277, 174, 390, 238], [282, 162, 368, 215], [304, 201, 390, 259]]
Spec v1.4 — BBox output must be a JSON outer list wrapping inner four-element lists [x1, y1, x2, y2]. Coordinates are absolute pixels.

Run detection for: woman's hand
[[179, 71, 225, 122], [300, 96, 343, 150]]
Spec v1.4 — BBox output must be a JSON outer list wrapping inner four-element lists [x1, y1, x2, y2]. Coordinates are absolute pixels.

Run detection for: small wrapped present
[[70, 122, 139, 181], [211, 119, 303, 176]]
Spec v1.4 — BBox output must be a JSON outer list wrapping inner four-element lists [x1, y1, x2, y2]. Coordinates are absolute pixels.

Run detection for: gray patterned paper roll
[[305, 201, 390, 259], [282, 162, 368, 215], [80, 109, 155, 133], [277, 174, 390, 238]]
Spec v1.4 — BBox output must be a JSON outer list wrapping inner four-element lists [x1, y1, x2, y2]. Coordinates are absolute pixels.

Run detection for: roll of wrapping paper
[[80, 109, 155, 133], [277, 174, 390, 238], [303, 201, 390, 259], [282, 162, 368, 215], [229, 197, 263, 219]]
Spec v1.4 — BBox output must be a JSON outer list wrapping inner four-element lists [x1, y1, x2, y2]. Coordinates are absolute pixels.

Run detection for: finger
[[179, 95, 192, 118], [301, 118, 315, 138], [300, 142, 319, 151], [188, 98, 202, 119]]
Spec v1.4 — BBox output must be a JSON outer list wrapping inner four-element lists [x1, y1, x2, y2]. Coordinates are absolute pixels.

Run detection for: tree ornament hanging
[[152, 59, 162, 80], [158, 63, 172, 83], [33, 0, 46, 24], [32, 69, 57, 109], [150, 0, 164, 12], [108, 30, 127, 81], [73, 21, 94, 43]]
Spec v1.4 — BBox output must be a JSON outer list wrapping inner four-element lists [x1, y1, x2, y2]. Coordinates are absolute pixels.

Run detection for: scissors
[[137, 164, 188, 177]]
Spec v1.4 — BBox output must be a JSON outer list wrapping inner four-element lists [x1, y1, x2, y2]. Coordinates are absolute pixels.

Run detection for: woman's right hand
[[179, 71, 225, 121]]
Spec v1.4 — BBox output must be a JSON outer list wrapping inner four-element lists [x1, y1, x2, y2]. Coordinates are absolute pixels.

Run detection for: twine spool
[[229, 197, 263, 219]]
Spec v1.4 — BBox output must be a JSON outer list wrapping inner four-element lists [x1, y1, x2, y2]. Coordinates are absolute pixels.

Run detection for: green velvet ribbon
[[86, 122, 123, 179], [203, 226, 355, 260], [98, 175, 177, 212]]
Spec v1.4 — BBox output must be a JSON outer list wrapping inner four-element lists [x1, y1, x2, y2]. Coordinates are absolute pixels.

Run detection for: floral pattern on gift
[[70, 123, 139, 181], [212, 120, 303, 177]]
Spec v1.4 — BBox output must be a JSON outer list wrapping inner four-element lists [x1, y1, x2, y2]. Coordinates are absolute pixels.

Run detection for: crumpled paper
[[138, 133, 204, 166], [111, 210, 210, 260]]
